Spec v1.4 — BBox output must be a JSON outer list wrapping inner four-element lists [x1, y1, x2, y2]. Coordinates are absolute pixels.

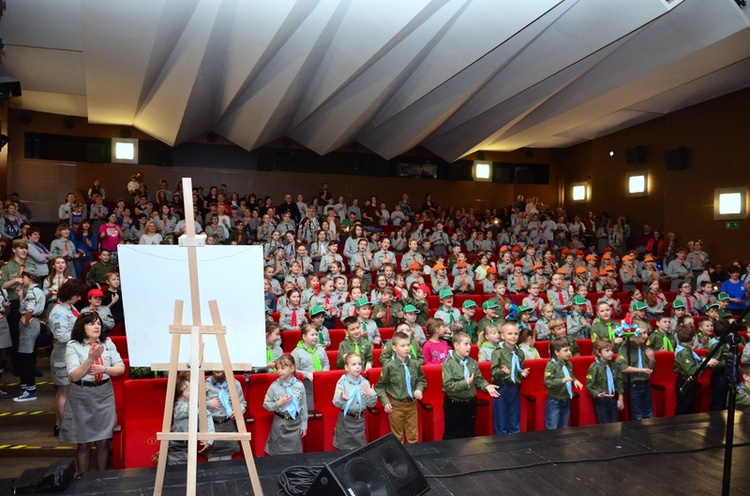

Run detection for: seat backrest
[[326, 350, 340, 370], [312, 370, 345, 412], [519, 358, 548, 396], [281, 330, 301, 353], [420, 365, 444, 405], [123, 378, 168, 423], [379, 327, 395, 342], [110, 335, 128, 359], [329, 329, 347, 349], [577, 339, 593, 356]]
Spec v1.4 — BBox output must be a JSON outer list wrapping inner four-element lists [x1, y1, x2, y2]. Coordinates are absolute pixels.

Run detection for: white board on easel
[[118, 244, 266, 368]]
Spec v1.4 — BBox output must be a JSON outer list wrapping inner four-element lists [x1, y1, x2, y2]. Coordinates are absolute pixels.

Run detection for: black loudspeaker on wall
[[305, 434, 430, 496], [625, 145, 646, 165], [664, 147, 688, 170]]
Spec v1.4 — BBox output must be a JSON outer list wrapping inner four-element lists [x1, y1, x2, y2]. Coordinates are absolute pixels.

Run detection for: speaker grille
[[340, 458, 393, 496]]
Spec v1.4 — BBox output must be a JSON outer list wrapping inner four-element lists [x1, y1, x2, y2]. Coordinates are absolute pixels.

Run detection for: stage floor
[[4, 412, 750, 495]]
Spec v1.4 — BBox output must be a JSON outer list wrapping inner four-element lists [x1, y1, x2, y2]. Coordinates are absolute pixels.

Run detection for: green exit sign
[[726, 221, 740, 229]]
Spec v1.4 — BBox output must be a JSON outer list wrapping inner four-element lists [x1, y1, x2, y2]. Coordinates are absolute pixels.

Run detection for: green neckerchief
[[297, 341, 322, 371]]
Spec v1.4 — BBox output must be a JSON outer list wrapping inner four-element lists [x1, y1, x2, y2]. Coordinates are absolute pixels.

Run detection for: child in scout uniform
[[616, 328, 655, 420], [309, 305, 331, 349], [248, 322, 283, 378], [355, 297, 381, 346], [694, 280, 717, 315], [459, 300, 480, 344], [402, 304, 427, 346], [168, 372, 215, 465], [482, 266, 499, 294], [451, 262, 474, 294], [548, 318, 580, 357], [619, 255, 641, 292], [430, 262, 450, 295], [337, 317, 373, 372], [535, 304, 554, 341], [506, 261, 528, 294], [516, 305, 533, 334], [434, 289, 462, 341], [590, 301, 622, 347], [566, 295, 591, 339], [375, 331, 427, 444], [522, 283, 545, 322], [544, 337, 583, 430], [674, 324, 718, 415], [491, 322, 531, 435], [675, 281, 700, 316], [529, 263, 549, 292], [488, 281, 513, 317], [332, 353, 378, 450], [703, 319, 740, 411], [13, 269, 45, 403], [373, 287, 403, 328], [263, 355, 307, 455], [479, 326, 502, 362], [291, 325, 330, 411], [279, 289, 307, 332], [442, 331, 500, 439], [734, 363, 750, 411], [478, 300, 505, 343], [205, 369, 247, 461], [670, 299, 687, 331], [631, 300, 652, 334], [547, 273, 570, 320], [647, 313, 676, 351], [716, 292, 732, 319], [518, 328, 540, 359], [586, 338, 625, 424], [379, 322, 424, 366], [80, 288, 115, 336]]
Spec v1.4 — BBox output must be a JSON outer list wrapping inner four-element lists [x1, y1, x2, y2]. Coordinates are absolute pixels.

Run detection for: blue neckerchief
[[637, 347, 643, 369], [393, 355, 413, 398], [280, 378, 299, 418], [554, 358, 573, 399], [597, 358, 615, 395], [342, 376, 363, 416], [450, 351, 470, 380], [510, 348, 521, 383], [675, 344, 701, 365], [213, 380, 233, 416]]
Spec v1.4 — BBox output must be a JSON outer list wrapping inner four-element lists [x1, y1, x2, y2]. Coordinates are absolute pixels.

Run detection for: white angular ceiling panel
[[2, 0, 749, 161]]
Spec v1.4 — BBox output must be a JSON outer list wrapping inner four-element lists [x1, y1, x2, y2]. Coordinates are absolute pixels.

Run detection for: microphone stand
[[679, 305, 750, 496]]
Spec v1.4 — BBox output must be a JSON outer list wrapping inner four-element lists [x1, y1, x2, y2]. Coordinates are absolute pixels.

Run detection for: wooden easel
[[151, 178, 263, 496]]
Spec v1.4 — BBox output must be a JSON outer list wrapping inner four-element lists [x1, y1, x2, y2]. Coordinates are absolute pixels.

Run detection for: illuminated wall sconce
[[473, 161, 492, 182], [714, 187, 747, 220], [627, 172, 647, 197], [571, 182, 588, 202], [112, 138, 138, 164]]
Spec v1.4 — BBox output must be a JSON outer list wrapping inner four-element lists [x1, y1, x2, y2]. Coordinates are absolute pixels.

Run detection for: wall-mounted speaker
[[664, 147, 688, 170], [625, 146, 646, 164], [305, 434, 430, 496]]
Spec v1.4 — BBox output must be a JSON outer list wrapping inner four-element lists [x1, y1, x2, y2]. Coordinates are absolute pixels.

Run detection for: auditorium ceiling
[[2, 0, 750, 161]]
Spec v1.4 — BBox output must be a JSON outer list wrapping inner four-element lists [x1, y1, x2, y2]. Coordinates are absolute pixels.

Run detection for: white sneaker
[[13, 391, 37, 402], [0, 389, 9, 399]]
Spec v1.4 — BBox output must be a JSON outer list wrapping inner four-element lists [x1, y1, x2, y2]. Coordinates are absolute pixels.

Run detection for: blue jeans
[[545, 398, 570, 430], [492, 382, 521, 435], [629, 383, 653, 420]]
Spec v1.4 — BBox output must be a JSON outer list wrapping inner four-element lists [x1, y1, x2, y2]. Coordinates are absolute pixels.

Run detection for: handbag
[[12, 459, 77, 493]]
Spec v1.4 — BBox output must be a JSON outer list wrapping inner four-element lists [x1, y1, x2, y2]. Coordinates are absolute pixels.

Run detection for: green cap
[[671, 299, 686, 309], [632, 300, 647, 311], [439, 289, 454, 300], [355, 297, 373, 309], [265, 305, 271, 312], [309, 305, 326, 316], [717, 292, 730, 301], [462, 300, 478, 309], [403, 304, 420, 314], [482, 300, 500, 310], [571, 295, 587, 305], [705, 302, 720, 311], [517, 305, 532, 313]]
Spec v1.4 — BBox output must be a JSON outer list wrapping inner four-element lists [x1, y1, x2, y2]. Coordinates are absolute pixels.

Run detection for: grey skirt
[[59, 380, 116, 444], [0, 316, 11, 349], [265, 415, 302, 456], [18, 319, 40, 354], [209, 418, 240, 457], [50, 343, 70, 386], [333, 412, 366, 450]]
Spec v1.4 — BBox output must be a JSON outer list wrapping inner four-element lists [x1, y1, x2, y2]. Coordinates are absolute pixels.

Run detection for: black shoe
[[35, 368, 43, 378], [53, 425, 60, 437]]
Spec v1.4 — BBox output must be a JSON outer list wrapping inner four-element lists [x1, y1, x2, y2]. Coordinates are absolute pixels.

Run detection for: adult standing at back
[[317, 183, 333, 206], [278, 194, 301, 224], [720, 266, 747, 315]]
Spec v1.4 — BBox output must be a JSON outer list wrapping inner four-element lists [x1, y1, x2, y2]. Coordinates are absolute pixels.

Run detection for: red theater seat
[[312, 370, 346, 451], [518, 358, 549, 432], [569, 355, 597, 427], [245, 373, 279, 457], [419, 365, 444, 442], [329, 329, 346, 349], [281, 330, 301, 353], [122, 378, 168, 468], [649, 351, 677, 418], [110, 335, 128, 359]]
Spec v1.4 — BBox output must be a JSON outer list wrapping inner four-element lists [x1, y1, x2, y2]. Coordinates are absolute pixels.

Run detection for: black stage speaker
[[664, 147, 688, 170], [306, 434, 430, 496], [625, 146, 646, 164]]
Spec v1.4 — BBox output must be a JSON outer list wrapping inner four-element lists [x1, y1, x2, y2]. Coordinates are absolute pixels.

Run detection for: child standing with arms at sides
[[263, 355, 307, 455], [279, 289, 307, 332], [535, 304, 554, 341], [402, 304, 427, 346], [337, 317, 373, 371], [375, 332, 427, 444], [422, 318, 450, 365], [590, 302, 622, 346], [479, 326, 502, 362], [340, 286, 362, 320], [354, 298, 381, 347], [518, 328, 540, 359], [674, 324, 718, 415], [566, 295, 591, 339], [491, 322, 531, 434], [332, 353, 378, 450], [442, 331, 500, 439], [291, 325, 330, 411], [434, 289, 462, 341], [308, 306, 331, 349], [586, 339, 624, 424], [616, 328, 654, 420], [380, 322, 425, 365], [522, 283, 545, 323], [544, 337, 583, 430], [548, 318, 580, 357], [647, 313, 676, 351], [460, 300, 480, 344]]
